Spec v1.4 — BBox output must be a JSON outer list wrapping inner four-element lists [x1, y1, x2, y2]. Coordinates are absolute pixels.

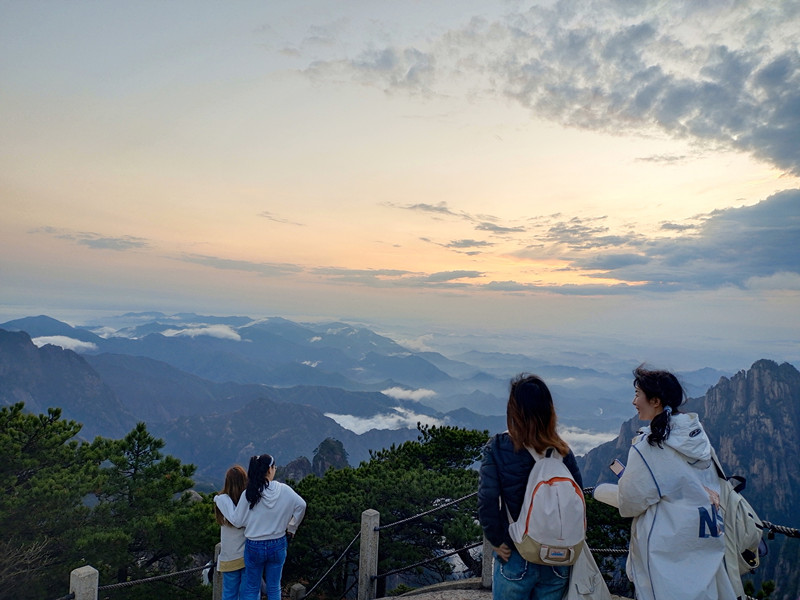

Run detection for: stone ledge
[[377, 577, 631, 600]]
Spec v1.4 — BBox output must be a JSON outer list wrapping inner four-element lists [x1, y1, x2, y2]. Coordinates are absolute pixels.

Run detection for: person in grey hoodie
[[613, 366, 735, 600], [214, 454, 306, 600]]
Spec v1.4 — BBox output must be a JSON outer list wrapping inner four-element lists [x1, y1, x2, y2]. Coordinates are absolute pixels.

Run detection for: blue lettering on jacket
[[698, 505, 724, 538]]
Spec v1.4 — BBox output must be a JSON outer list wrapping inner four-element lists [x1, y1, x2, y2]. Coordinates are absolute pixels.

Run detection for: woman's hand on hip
[[493, 543, 512, 561]]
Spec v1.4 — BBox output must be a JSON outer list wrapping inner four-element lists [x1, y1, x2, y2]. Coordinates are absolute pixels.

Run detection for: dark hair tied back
[[633, 365, 685, 447], [245, 453, 274, 509]]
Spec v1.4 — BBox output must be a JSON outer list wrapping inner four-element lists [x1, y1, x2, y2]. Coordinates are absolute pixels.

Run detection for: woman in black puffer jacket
[[478, 373, 583, 600]]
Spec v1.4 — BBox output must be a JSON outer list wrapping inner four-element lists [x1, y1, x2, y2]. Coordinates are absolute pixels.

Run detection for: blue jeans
[[493, 547, 570, 600], [222, 568, 246, 600], [244, 537, 287, 600]]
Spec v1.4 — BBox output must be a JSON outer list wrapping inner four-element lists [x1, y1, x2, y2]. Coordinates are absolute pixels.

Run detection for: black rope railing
[[98, 562, 210, 592], [374, 541, 483, 581], [303, 530, 362, 598], [376, 492, 477, 531], [762, 520, 800, 539], [52, 562, 211, 600]]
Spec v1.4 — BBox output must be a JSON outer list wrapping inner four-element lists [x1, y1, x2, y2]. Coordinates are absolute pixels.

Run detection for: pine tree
[[76, 422, 217, 597], [286, 425, 489, 597], [0, 403, 101, 599]]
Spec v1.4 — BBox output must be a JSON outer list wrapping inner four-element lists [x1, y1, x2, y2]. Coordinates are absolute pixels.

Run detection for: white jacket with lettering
[[617, 412, 735, 600]]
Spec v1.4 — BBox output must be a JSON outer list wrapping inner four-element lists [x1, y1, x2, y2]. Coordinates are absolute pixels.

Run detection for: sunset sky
[[2, 1, 799, 371]]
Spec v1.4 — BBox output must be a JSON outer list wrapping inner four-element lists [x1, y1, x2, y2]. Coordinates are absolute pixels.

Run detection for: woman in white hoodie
[[616, 366, 735, 600], [215, 454, 307, 600]]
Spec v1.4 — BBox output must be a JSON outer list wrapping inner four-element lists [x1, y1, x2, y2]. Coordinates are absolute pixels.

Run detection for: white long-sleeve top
[[215, 493, 246, 572], [215, 481, 306, 541]]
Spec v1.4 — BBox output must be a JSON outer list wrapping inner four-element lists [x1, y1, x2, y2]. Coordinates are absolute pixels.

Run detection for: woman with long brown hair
[[478, 373, 583, 600], [214, 465, 248, 600]]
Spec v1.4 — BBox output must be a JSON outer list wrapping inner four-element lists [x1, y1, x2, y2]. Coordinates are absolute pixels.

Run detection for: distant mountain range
[[1, 313, 798, 597], [0, 314, 517, 477], [0, 312, 729, 426], [0, 313, 733, 467]]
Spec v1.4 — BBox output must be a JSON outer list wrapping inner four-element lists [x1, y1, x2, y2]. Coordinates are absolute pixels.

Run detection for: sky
[[2, 0, 799, 371]]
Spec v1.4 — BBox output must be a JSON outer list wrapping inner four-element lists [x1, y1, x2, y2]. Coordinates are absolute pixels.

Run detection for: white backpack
[[508, 447, 586, 566], [711, 449, 765, 599]]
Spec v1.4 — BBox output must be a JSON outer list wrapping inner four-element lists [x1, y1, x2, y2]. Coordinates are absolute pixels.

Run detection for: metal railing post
[[358, 509, 380, 600], [481, 536, 493, 589], [70, 565, 99, 600]]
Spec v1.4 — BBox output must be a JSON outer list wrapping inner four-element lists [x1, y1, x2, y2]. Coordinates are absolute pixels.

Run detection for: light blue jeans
[[222, 567, 246, 600], [244, 537, 287, 600], [493, 547, 570, 600]]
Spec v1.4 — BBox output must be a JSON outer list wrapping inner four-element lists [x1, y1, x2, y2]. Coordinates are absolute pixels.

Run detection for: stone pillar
[[358, 509, 380, 600], [69, 565, 98, 600], [290, 582, 307, 599], [213, 542, 222, 600], [481, 537, 493, 589]]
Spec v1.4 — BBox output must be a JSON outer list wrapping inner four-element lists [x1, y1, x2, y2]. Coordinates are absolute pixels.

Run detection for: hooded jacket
[[478, 432, 583, 549], [617, 412, 736, 600], [215, 480, 306, 541]]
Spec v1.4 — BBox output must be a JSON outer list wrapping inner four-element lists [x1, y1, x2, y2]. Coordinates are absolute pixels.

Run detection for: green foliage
[[0, 403, 101, 598], [286, 424, 489, 598], [77, 423, 216, 598], [585, 496, 630, 549], [755, 579, 775, 599], [584, 497, 633, 596], [0, 404, 216, 600]]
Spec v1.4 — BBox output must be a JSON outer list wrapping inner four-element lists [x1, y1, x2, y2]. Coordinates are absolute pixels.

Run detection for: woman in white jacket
[[215, 454, 307, 600], [617, 366, 735, 600]]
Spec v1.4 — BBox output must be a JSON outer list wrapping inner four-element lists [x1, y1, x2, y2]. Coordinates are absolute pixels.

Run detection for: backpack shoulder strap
[[709, 446, 727, 479]]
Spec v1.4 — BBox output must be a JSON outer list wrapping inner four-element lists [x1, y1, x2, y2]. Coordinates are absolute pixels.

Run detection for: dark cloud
[[311, 267, 412, 278], [311, 3, 800, 176], [571, 190, 800, 288], [181, 254, 303, 277], [310, 46, 436, 93], [31, 227, 149, 251], [78, 236, 148, 251], [425, 270, 483, 282], [573, 253, 651, 270], [499, 6, 800, 175], [660, 222, 696, 232], [476, 221, 526, 234], [259, 211, 304, 226], [446, 239, 494, 249], [539, 216, 636, 250], [392, 200, 469, 220], [304, 266, 483, 289], [636, 154, 689, 164]]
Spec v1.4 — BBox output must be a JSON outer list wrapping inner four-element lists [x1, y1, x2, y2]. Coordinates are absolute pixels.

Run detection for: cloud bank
[[162, 325, 242, 341], [559, 426, 618, 456], [381, 386, 438, 402], [325, 408, 444, 434], [32, 336, 98, 353]]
